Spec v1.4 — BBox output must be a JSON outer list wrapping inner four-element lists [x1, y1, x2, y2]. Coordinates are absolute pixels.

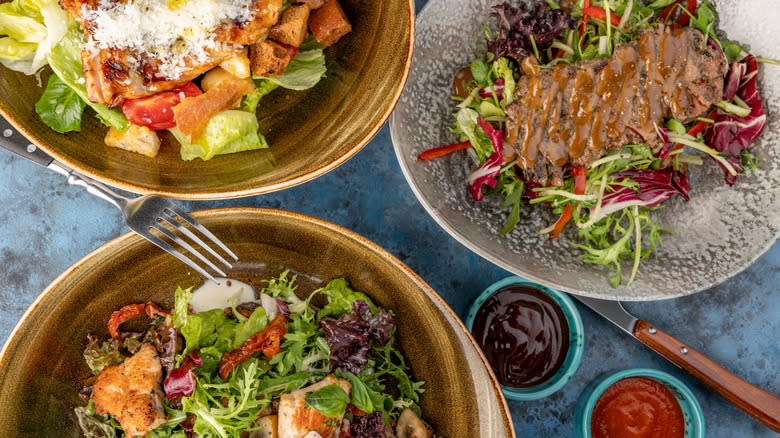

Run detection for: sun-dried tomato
[[218, 315, 288, 380]]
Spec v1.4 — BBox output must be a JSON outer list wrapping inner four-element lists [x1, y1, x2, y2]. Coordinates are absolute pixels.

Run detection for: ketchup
[[591, 377, 685, 438], [471, 284, 569, 387]]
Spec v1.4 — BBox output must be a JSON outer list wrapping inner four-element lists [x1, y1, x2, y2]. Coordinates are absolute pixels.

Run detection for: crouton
[[219, 49, 252, 79], [250, 39, 295, 77], [308, 0, 352, 47], [269, 4, 311, 48], [104, 125, 161, 158]]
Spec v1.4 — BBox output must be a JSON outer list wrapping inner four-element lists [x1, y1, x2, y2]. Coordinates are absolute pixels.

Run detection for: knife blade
[[573, 294, 780, 432]]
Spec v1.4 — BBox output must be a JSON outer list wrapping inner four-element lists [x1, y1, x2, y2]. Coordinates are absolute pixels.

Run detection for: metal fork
[[0, 119, 238, 281]]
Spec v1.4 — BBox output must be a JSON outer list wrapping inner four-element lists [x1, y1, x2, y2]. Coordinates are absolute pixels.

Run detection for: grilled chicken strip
[[61, 0, 283, 106], [92, 343, 166, 437], [277, 375, 352, 438], [505, 25, 728, 184]]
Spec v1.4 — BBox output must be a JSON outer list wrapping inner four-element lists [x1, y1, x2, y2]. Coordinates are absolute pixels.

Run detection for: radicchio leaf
[[488, 1, 574, 62], [163, 351, 203, 408], [706, 55, 766, 185], [320, 301, 395, 374], [350, 412, 388, 438], [480, 77, 505, 100], [468, 117, 505, 201], [589, 168, 690, 223]]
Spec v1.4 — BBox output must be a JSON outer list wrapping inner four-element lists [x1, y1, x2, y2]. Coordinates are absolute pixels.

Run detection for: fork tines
[[141, 204, 238, 282]]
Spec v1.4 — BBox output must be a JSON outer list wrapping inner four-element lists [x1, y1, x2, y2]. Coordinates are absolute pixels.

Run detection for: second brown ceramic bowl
[[0, 0, 413, 199], [0, 208, 514, 437]]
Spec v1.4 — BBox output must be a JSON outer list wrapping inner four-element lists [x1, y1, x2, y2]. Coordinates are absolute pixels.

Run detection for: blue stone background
[[0, 1, 778, 434], [1, 124, 777, 436]]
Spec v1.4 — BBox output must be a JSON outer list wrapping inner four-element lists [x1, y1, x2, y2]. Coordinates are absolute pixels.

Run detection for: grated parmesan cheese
[[81, 0, 255, 80]]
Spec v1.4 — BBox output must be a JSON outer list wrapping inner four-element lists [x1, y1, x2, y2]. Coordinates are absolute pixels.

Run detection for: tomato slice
[[121, 82, 202, 131]]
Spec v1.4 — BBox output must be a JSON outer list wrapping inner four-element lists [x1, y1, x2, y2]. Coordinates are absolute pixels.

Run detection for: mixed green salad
[[75, 271, 432, 437], [0, 0, 338, 160], [420, 0, 771, 286]]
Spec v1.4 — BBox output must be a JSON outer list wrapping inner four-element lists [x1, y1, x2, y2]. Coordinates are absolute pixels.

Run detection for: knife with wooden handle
[[575, 295, 780, 432]]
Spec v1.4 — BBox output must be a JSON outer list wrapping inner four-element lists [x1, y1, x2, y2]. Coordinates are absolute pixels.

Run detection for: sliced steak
[[505, 24, 728, 183]]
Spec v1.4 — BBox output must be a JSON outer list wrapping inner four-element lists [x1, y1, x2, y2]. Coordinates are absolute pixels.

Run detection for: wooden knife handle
[[634, 319, 780, 432]]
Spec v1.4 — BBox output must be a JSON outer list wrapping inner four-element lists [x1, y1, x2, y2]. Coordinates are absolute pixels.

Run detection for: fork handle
[[62, 170, 129, 211]]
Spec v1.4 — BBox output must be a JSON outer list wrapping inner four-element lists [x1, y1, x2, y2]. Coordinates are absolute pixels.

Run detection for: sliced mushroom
[[395, 408, 433, 438]]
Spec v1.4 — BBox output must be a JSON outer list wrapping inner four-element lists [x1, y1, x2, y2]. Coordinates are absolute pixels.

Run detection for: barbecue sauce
[[471, 285, 569, 387], [452, 67, 473, 98], [591, 377, 685, 438]]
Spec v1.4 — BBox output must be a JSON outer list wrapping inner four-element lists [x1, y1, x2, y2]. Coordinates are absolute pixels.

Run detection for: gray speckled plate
[[391, 0, 780, 301]]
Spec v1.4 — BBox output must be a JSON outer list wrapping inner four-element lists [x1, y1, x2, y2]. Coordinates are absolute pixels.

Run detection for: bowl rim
[[389, 0, 780, 302], [573, 367, 706, 438], [0, 0, 416, 200], [465, 275, 584, 401], [0, 206, 516, 437]]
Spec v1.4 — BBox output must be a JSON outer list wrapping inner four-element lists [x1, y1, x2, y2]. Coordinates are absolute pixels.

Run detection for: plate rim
[[0, 206, 516, 436], [0, 0, 416, 200], [389, 0, 780, 301]]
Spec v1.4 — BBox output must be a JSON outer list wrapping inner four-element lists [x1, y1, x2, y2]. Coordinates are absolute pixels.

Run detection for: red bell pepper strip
[[218, 315, 288, 381], [582, 6, 622, 27], [578, 0, 591, 36], [660, 2, 680, 22], [417, 141, 472, 161], [675, 0, 697, 26], [550, 165, 587, 240]]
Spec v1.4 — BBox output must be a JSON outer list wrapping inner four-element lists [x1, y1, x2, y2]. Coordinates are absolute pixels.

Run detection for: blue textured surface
[[0, 124, 777, 437]]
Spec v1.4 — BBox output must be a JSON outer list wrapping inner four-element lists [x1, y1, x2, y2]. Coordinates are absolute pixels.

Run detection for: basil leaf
[[304, 384, 349, 418], [336, 371, 374, 414], [34, 73, 85, 133]]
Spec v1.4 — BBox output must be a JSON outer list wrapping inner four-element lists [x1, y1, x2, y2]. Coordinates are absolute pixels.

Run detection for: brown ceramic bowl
[[0, 208, 514, 437], [0, 1, 413, 199]]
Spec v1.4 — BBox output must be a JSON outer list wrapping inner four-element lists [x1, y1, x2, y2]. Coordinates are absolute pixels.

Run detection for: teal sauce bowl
[[466, 276, 584, 401], [574, 368, 706, 438]]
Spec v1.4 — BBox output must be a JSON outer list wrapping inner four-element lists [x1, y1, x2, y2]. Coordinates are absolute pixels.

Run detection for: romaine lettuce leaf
[[34, 73, 85, 133], [173, 110, 268, 161], [0, 0, 71, 74], [47, 29, 129, 130], [256, 38, 326, 91]]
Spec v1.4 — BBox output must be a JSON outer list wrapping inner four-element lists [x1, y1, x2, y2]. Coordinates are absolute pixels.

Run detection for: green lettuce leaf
[[256, 38, 326, 90], [454, 107, 493, 161], [232, 306, 268, 348], [172, 286, 193, 329], [0, 37, 36, 60], [0, 0, 71, 74], [34, 73, 86, 133], [180, 308, 236, 356], [47, 30, 129, 130], [317, 278, 377, 319], [173, 110, 268, 161]]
